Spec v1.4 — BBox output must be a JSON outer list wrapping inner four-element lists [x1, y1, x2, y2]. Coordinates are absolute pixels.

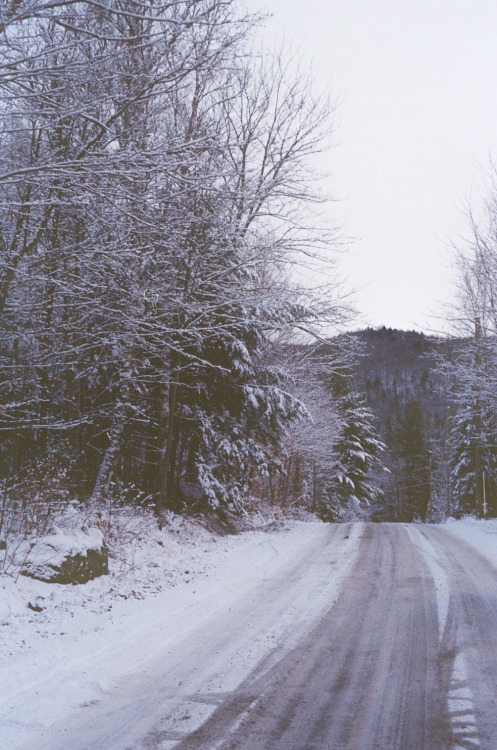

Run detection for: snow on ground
[[408, 517, 497, 642], [442, 516, 497, 571], [408, 516, 497, 646], [10, 513, 497, 750], [0, 509, 362, 749]]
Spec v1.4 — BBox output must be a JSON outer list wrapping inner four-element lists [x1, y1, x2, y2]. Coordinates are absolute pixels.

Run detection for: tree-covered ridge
[[358, 328, 455, 520], [341, 326, 497, 521]]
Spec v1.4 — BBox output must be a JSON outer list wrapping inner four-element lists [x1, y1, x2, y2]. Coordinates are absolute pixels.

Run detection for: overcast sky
[[249, 0, 497, 333]]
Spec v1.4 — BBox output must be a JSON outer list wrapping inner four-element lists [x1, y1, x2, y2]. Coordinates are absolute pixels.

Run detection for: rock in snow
[[20, 527, 108, 584]]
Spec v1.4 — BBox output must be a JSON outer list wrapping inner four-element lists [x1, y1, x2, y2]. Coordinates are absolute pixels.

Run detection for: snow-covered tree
[[0, 1, 349, 519], [445, 188, 497, 517], [325, 392, 385, 519], [276, 359, 342, 514], [450, 401, 497, 517]]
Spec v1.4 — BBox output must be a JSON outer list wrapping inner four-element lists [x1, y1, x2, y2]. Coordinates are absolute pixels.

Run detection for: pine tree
[[324, 392, 386, 519], [450, 402, 497, 517]]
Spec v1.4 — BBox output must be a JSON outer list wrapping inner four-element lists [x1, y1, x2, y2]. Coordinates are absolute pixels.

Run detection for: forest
[[1, 0, 496, 541]]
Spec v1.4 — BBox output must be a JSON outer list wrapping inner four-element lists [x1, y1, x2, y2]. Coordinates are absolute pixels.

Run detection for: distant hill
[[349, 327, 451, 437]]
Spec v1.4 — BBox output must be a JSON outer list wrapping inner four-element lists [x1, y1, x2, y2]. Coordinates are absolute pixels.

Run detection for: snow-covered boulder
[[21, 527, 108, 584]]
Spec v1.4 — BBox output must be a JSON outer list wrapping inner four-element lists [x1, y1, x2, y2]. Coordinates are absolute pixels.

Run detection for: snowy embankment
[[442, 516, 497, 569], [408, 517, 497, 641], [0, 511, 362, 750]]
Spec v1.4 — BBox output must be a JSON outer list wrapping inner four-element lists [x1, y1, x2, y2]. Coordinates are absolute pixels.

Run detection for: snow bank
[[443, 516, 497, 571], [0, 512, 360, 749], [0, 512, 238, 747]]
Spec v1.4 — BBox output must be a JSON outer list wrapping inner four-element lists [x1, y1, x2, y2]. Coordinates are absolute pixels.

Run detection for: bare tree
[[445, 184, 497, 516], [0, 1, 350, 519]]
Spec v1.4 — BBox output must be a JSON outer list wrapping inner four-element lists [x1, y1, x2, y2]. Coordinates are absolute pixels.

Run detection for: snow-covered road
[[4, 519, 497, 749], [1, 521, 362, 750], [171, 523, 497, 750]]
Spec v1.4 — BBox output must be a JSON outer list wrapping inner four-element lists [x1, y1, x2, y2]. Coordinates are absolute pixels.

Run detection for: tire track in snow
[[416, 526, 497, 750], [408, 526, 481, 749]]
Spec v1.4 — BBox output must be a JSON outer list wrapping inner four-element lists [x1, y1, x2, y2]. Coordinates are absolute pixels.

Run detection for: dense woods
[[349, 323, 497, 521], [0, 0, 365, 533], [348, 328, 451, 521]]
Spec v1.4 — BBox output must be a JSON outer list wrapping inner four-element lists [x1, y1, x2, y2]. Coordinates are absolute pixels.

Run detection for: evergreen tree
[[323, 392, 386, 519], [450, 402, 497, 517]]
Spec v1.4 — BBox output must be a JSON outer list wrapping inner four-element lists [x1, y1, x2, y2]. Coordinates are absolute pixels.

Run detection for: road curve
[[175, 523, 446, 750], [25, 522, 497, 750]]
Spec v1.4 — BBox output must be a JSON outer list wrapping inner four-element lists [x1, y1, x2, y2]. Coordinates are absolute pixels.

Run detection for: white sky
[[249, 0, 497, 333]]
